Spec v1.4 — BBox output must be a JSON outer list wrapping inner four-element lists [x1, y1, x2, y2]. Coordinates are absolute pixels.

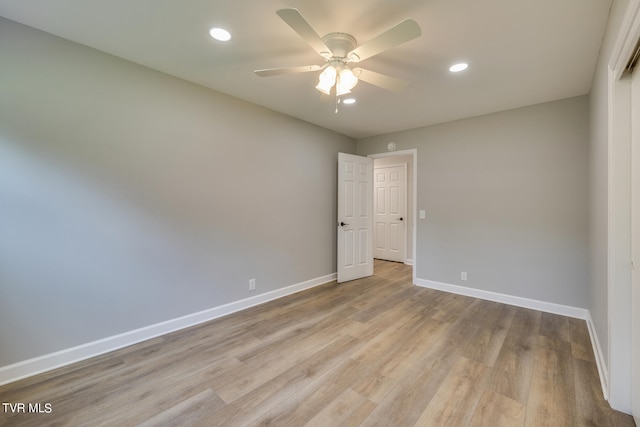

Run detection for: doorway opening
[[369, 149, 417, 285]]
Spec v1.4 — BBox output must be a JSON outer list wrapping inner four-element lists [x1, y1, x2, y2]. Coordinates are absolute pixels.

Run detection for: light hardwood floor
[[0, 260, 635, 426]]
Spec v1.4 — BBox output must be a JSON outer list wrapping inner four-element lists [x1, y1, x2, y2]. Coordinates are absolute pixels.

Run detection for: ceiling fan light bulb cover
[[336, 68, 358, 95], [316, 83, 332, 95], [320, 66, 337, 80], [339, 68, 358, 90], [316, 66, 337, 94]]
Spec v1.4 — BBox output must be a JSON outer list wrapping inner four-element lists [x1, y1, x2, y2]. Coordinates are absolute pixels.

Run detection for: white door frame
[[630, 63, 640, 426], [607, 0, 640, 416], [368, 149, 417, 285]]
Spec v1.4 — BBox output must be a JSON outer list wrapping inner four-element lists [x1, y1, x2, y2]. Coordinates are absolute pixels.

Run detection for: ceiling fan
[[254, 8, 422, 97]]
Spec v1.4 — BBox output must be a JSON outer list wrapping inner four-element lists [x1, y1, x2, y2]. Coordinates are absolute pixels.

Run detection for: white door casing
[[606, 0, 640, 412], [374, 164, 406, 263], [631, 63, 640, 424], [337, 153, 373, 283]]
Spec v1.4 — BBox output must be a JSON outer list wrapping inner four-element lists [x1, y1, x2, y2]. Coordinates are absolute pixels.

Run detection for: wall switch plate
[[461, 272, 467, 281], [419, 210, 426, 219], [249, 279, 256, 291]]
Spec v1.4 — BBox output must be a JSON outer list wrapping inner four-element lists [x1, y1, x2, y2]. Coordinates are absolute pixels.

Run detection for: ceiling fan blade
[[276, 8, 331, 57], [354, 68, 408, 92], [255, 64, 324, 77], [348, 19, 421, 63]]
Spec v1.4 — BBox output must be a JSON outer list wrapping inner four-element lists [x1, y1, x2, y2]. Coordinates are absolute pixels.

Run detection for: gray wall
[[358, 96, 589, 308], [0, 18, 355, 366]]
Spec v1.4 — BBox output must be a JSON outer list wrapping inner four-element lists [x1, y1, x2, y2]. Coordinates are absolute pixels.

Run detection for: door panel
[[373, 164, 406, 262], [337, 153, 373, 283]]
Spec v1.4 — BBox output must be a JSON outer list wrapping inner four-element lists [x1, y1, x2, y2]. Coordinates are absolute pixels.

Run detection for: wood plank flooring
[[0, 260, 634, 426]]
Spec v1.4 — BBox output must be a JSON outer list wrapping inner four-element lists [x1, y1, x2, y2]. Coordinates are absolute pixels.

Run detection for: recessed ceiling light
[[209, 27, 231, 42], [449, 62, 468, 73], [342, 98, 356, 105]]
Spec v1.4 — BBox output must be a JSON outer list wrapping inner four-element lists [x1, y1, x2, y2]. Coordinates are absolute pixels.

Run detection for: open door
[[337, 153, 373, 283]]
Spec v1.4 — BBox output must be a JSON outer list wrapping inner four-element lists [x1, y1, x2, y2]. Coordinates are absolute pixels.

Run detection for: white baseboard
[[415, 278, 589, 319], [585, 312, 609, 401], [415, 277, 611, 400], [0, 273, 337, 386], [404, 259, 413, 266]]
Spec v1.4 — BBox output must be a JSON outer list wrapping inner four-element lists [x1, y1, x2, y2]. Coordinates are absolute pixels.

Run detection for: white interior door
[[374, 164, 406, 263], [337, 153, 373, 283], [631, 64, 640, 424]]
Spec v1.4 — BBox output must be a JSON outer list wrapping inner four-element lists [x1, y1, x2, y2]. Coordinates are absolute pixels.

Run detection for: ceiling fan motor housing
[[322, 32, 358, 60]]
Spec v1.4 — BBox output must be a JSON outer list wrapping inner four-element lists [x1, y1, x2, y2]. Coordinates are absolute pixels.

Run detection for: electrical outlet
[[249, 279, 256, 291], [461, 272, 467, 281]]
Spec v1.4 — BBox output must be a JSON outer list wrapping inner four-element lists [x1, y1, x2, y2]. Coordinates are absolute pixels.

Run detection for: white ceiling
[[0, 0, 612, 139]]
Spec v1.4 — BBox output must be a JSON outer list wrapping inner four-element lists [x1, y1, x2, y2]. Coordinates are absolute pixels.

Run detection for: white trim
[[0, 272, 336, 386], [415, 277, 613, 400], [368, 149, 418, 285], [404, 259, 413, 266], [415, 278, 588, 319], [607, 70, 634, 413], [609, 0, 640, 79], [586, 311, 610, 401], [368, 149, 416, 158], [606, 0, 640, 413]]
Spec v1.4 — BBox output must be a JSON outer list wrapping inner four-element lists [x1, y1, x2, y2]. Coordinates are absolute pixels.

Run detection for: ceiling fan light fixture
[[256, 9, 422, 100], [316, 66, 337, 95], [338, 68, 358, 92], [317, 65, 359, 96]]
